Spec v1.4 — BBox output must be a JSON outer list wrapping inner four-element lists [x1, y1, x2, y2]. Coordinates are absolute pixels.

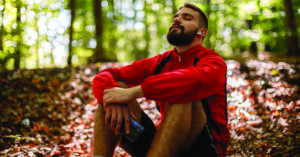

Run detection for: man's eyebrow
[[182, 13, 195, 18], [173, 12, 195, 19]]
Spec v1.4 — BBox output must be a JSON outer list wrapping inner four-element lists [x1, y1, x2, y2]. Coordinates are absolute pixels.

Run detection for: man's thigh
[[118, 100, 218, 157]]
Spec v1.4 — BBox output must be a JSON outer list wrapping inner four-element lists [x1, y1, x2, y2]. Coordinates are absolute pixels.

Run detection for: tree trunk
[[14, 0, 22, 69], [92, 0, 106, 62], [246, 19, 258, 57], [68, 0, 76, 67], [34, 8, 40, 68], [0, 0, 5, 51], [283, 0, 299, 56], [107, 0, 117, 61], [0, 0, 6, 68]]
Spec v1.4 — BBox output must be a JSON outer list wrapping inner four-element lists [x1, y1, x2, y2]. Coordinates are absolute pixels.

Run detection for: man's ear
[[197, 28, 207, 37]]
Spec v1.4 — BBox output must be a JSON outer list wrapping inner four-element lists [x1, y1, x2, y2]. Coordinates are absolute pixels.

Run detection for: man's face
[[167, 7, 200, 46]]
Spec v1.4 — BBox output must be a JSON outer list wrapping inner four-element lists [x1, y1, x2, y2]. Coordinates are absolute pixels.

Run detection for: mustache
[[169, 23, 184, 31]]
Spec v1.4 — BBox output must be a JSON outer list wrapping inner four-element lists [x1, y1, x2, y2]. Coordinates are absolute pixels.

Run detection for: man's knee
[[164, 101, 207, 129], [95, 102, 105, 120], [165, 102, 193, 114], [165, 101, 205, 117], [179, 101, 207, 151], [192, 100, 207, 125]]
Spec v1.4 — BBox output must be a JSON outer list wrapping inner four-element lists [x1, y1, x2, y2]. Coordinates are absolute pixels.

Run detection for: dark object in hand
[[121, 117, 145, 142]]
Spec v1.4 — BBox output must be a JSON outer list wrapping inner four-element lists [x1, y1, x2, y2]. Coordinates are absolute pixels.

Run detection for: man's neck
[[175, 41, 202, 53]]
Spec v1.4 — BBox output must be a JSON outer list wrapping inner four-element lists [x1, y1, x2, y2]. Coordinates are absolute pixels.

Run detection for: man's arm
[[102, 52, 227, 105], [92, 56, 160, 135], [103, 85, 144, 109], [141, 52, 227, 104], [92, 56, 160, 104]]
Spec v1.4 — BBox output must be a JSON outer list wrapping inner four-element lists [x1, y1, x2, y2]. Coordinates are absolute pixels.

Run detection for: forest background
[[1, 0, 300, 156], [0, 0, 299, 70]]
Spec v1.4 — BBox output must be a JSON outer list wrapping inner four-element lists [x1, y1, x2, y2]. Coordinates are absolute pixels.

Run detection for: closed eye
[[182, 13, 194, 20]]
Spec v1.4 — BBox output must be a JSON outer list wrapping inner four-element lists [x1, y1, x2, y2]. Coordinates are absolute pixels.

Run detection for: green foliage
[[0, 0, 299, 69]]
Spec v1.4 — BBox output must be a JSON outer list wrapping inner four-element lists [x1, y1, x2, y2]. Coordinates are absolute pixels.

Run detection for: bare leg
[[147, 101, 206, 157], [182, 101, 207, 151], [93, 82, 142, 156], [94, 103, 121, 156]]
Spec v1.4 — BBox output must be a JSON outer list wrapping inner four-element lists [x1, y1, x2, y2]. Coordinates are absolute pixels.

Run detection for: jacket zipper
[[178, 54, 182, 62]]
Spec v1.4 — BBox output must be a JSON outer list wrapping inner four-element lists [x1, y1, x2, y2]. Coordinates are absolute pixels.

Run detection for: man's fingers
[[124, 108, 130, 134], [110, 110, 117, 130], [115, 107, 123, 135], [104, 104, 131, 136], [103, 93, 110, 102], [103, 101, 111, 110], [105, 108, 111, 124], [130, 111, 138, 121], [103, 95, 112, 109], [104, 89, 110, 94]]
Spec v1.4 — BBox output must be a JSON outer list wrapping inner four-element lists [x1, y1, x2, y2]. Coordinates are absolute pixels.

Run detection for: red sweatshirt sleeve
[[92, 55, 161, 103], [141, 52, 227, 103]]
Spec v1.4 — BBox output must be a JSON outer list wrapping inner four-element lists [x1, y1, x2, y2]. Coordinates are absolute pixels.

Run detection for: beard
[[167, 25, 198, 46]]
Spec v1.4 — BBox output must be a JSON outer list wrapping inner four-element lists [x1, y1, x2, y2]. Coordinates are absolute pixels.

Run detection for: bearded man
[[92, 3, 230, 157]]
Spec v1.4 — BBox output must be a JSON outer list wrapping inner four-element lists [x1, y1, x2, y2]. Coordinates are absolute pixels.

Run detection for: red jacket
[[92, 44, 230, 156]]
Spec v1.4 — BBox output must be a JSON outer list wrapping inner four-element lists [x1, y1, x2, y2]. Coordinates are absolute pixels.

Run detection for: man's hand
[[103, 85, 143, 135], [103, 85, 144, 109], [103, 87, 134, 108], [105, 103, 131, 135]]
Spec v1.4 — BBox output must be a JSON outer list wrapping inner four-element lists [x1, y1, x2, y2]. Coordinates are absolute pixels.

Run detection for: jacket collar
[[172, 44, 204, 63], [172, 44, 203, 55]]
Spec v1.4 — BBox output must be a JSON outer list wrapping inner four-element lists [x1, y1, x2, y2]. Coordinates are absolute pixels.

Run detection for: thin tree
[[107, 0, 117, 61], [247, 19, 258, 57], [34, 6, 40, 68], [0, 0, 6, 68], [0, 0, 4, 51], [92, 0, 106, 62], [283, 0, 299, 56], [14, 0, 22, 69], [68, 0, 76, 67]]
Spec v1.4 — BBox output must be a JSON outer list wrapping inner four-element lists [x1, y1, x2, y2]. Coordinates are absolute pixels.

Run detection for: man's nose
[[173, 16, 181, 24]]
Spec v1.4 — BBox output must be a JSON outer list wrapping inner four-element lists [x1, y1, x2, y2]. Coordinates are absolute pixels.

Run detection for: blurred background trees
[[0, 0, 299, 69]]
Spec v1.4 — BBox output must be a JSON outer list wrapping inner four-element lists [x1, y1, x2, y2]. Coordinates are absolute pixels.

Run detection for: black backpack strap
[[153, 52, 172, 112], [193, 56, 199, 66], [154, 52, 172, 75]]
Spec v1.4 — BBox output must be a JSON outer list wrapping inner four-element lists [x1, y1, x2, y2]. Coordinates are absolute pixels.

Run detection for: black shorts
[[119, 111, 219, 157]]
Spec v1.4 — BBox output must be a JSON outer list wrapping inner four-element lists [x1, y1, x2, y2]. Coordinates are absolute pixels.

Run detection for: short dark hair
[[179, 3, 208, 29]]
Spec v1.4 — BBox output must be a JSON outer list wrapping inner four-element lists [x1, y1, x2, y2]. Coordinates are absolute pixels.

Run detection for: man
[[92, 3, 230, 157]]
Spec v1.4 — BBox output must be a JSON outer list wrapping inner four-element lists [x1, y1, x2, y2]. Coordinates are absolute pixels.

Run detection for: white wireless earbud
[[197, 32, 202, 35]]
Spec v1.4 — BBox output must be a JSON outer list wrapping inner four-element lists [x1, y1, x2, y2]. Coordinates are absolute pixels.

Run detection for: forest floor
[[0, 60, 299, 157]]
